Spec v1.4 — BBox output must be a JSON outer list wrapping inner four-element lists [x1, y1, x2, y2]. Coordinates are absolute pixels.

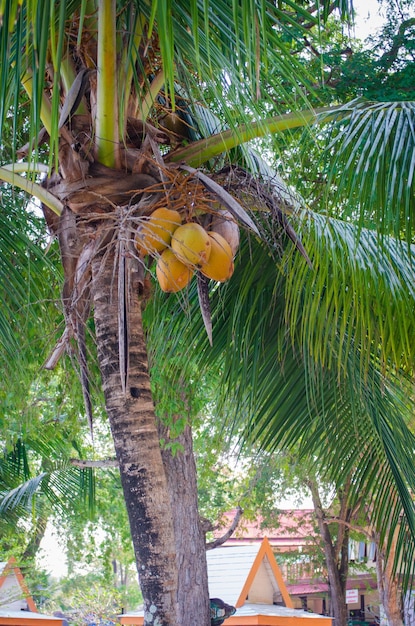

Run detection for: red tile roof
[[216, 509, 316, 550]]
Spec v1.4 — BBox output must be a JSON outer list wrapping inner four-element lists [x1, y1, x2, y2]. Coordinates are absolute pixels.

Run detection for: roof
[[206, 537, 293, 608], [225, 604, 332, 626], [232, 605, 329, 618], [286, 584, 328, 596], [0, 558, 62, 626], [120, 605, 332, 626], [120, 539, 332, 626], [0, 558, 37, 613], [216, 511, 315, 550], [0, 611, 63, 626], [287, 576, 377, 597]]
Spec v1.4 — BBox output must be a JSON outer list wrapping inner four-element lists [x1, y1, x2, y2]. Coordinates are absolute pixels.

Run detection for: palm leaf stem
[[167, 106, 342, 167], [60, 56, 88, 116], [0, 166, 63, 214], [48, 0, 66, 165], [21, 69, 52, 136], [76, 0, 90, 49], [152, 1, 175, 109], [96, 0, 120, 168], [119, 8, 147, 125], [137, 70, 165, 123]]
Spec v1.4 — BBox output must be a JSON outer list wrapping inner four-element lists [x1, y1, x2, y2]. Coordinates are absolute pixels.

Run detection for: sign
[[346, 589, 359, 604]]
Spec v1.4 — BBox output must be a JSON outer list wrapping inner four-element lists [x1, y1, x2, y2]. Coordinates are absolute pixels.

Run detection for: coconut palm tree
[[1, 2, 415, 626], [0, 1, 338, 624]]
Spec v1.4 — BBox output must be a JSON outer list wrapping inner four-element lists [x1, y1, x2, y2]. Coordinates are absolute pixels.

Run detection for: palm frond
[[284, 212, 415, 375], [0, 473, 48, 515], [0, 0, 338, 164], [0, 438, 96, 519], [145, 213, 415, 585], [0, 197, 61, 382], [315, 100, 415, 243]]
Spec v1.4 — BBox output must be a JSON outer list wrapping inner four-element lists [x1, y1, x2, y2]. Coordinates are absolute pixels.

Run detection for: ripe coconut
[[156, 248, 194, 293], [135, 207, 182, 255], [209, 209, 240, 257], [171, 222, 212, 267], [201, 232, 234, 282]]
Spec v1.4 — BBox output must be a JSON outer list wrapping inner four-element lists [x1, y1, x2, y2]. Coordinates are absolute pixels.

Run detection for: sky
[[352, 0, 387, 39], [34, 0, 390, 582], [37, 523, 68, 579]]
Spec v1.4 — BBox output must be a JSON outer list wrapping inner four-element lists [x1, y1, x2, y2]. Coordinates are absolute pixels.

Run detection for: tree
[[0, 1, 341, 624], [2, 2, 415, 625]]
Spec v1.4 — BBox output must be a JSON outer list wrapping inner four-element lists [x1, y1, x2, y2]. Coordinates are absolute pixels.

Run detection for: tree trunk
[[375, 530, 403, 626], [21, 512, 48, 570], [159, 421, 211, 626], [308, 480, 349, 626], [92, 249, 179, 626]]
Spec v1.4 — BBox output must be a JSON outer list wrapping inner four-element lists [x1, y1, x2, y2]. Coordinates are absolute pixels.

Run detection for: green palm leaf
[[0, 437, 96, 518], [285, 212, 415, 374], [315, 100, 415, 242], [0, 0, 348, 163]]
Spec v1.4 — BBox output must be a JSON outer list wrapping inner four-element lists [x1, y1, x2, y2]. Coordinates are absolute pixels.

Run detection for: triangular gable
[[206, 537, 293, 610], [207, 543, 263, 606], [235, 537, 293, 608], [0, 558, 37, 613]]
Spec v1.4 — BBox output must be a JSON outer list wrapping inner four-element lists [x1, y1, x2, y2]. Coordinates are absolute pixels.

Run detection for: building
[[0, 557, 62, 626], [217, 510, 379, 622], [120, 537, 333, 626]]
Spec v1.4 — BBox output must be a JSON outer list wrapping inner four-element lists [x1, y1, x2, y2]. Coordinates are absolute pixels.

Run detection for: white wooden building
[[120, 538, 333, 625], [0, 558, 62, 626]]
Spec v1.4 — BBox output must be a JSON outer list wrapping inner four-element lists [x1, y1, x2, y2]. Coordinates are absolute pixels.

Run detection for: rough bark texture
[[159, 421, 211, 626], [50, 150, 213, 622], [92, 250, 179, 626]]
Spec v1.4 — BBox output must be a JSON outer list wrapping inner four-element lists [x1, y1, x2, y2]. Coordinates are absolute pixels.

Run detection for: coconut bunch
[[135, 207, 240, 293]]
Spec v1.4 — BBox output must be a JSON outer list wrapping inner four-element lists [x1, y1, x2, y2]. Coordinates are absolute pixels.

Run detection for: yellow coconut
[[210, 210, 240, 257], [201, 232, 234, 282], [171, 222, 212, 267], [156, 248, 194, 293], [135, 207, 182, 255]]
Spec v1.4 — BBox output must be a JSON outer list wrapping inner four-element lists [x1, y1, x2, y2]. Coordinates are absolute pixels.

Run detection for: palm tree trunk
[[91, 249, 179, 626], [159, 421, 211, 626]]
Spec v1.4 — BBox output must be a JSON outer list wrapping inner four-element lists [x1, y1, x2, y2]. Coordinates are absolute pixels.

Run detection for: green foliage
[[60, 467, 134, 582], [0, 199, 60, 398], [47, 574, 139, 625], [334, 47, 415, 101]]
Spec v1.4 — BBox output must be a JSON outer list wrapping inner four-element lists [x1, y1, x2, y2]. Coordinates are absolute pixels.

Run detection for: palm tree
[[1, 2, 415, 626], [0, 1, 340, 624]]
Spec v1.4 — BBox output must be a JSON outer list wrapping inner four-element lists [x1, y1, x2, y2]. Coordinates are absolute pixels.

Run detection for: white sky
[[352, 0, 387, 39], [37, 523, 68, 579]]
